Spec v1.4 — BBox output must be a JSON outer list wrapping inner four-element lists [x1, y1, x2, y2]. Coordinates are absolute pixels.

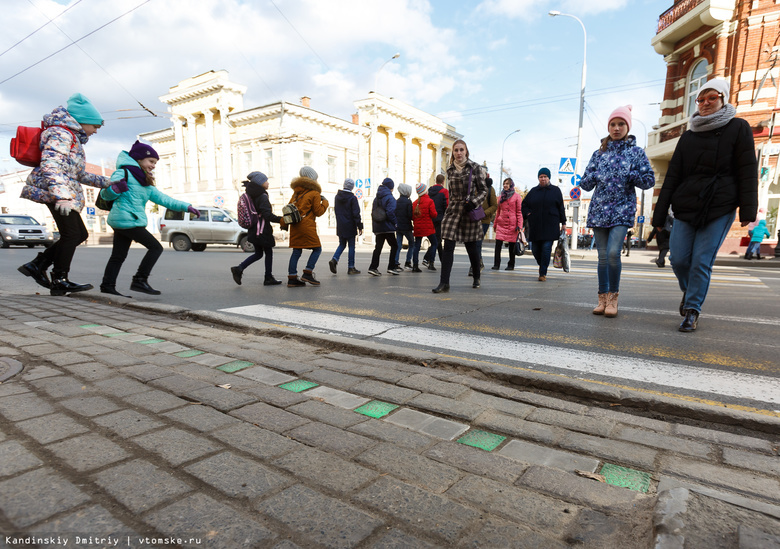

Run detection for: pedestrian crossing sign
[[559, 157, 576, 175]]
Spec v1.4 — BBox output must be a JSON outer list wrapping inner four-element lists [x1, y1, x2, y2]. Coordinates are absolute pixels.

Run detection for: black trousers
[[369, 233, 399, 270], [423, 222, 444, 264], [102, 227, 163, 285], [439, 239, 480, 285], [238, 246, 274, 278], [40, 203, 89, 274], [494, 240, 516, 267]]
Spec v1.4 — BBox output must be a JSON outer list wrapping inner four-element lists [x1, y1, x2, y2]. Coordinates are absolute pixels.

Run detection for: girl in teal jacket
[[99, 141, 199, 296], [745, 219, 771, 260]]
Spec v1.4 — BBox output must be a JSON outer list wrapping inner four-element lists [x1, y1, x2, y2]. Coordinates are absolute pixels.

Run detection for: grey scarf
[[689, 103, 736, 133]]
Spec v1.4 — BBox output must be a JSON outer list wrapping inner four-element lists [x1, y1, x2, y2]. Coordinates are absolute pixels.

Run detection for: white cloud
[[476, 0, 629, 19]]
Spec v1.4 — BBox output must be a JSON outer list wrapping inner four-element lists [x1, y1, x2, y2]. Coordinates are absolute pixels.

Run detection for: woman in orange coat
[[281, 166, 329, 287]]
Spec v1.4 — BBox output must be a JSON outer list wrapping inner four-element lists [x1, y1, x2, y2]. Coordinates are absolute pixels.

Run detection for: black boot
[[18, 253, 52, 289], [50, 271, 93, 296], [679, 309, 699, 332], [301, 269, 320, 285], [100, 284, 131, 298], [130, 275, 161, 295], [432, 283, 449, 293], [230, 266, 243, 285], [264, 275, 282, 286]]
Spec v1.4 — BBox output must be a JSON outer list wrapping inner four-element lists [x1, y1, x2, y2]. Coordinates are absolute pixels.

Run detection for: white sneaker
[[387, 268, 401, 275], [368, 269, 381, 276]]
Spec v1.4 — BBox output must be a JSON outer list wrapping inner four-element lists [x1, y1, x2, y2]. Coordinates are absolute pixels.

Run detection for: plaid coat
[[441, 160, 487, 242]]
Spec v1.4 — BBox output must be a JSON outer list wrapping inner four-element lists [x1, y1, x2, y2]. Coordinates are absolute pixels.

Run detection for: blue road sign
[[86, 207, 95, 216], [559, 157, 576, 175], [570, 174, 581, 186], [638, 216, 646, 223], [365, 178, 372, 189], [569, 187, 581, 200], [355, 179, 363, 188]]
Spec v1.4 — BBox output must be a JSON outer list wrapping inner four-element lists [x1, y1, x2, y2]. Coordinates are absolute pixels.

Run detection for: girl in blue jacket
[[580, 106, 655, 317], [99, 141, 199, 296]]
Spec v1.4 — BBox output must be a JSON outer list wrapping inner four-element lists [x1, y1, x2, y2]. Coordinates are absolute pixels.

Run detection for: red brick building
[[646, 0, 779, 253]]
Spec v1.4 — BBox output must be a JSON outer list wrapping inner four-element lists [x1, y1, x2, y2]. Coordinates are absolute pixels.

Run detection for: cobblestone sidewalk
[[0, 294, 779, 548]]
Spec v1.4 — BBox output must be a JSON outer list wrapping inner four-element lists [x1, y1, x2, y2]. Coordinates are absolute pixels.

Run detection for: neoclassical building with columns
[[139, 70, 461, 237]]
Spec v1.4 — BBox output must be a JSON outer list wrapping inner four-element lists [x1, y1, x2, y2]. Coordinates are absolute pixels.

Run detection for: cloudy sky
[[1, 0, 668, 191]]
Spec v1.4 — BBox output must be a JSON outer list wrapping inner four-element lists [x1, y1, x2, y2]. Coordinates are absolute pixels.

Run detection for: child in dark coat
[[394, 183, 415, 270], [329, 178, 363, 274]]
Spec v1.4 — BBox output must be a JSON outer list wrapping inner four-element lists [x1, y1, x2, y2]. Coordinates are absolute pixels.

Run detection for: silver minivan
[[160, 207, 252, 252]]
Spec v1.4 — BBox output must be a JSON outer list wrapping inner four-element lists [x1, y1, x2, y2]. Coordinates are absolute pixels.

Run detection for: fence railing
[[657, 0, 705, 33]]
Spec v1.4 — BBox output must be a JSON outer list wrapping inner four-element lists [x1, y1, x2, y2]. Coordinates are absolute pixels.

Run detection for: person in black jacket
[[422, 174, 449, 270], [393, 183, 415, 270], [521, 168, 566, 281], [652, 79, 757, 332], [647, 214, 673, 268], [329, 178, 363, 275], [230, 172, 282, 286]]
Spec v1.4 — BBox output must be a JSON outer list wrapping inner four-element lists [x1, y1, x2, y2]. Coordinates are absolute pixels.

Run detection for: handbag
[[514, 230, 527, 256], [739, 236, 750, 246], [552, 230, 570, 272], [282, 190, 308, 225], [372, 197, 387, 223], [466, 168, 486, 222]]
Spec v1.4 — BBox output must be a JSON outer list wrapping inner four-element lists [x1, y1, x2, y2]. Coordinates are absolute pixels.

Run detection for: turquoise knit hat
[[66, 93, 103, 126]]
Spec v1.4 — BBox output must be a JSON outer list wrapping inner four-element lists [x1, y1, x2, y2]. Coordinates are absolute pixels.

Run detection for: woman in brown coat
[[433, 139, 487, 293], [281, 166, 329, 287]]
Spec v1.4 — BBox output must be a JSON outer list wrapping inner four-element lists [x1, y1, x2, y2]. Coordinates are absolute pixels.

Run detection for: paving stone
[[287, 421, 377, 458], [0, 468, 89, 528], [407, 393, 483, 421], [448, 474, 578, 531], [92, 459, 192, 513], [354, 476, 479, 544], [130, 352, 188, 366], [306, 385, 370, 409], [93, 376, 150, 397], [659, 456, 780, 501], [148, 373, 213, 396], [425, 441, 528, 484], [43, 351, 94, 366], [29, 375, 88, 398], [499, 439, 601, 473], [0, 383, 30, 397], [474, 410, 564, 445], [464, 391, 536, 418], [0, 440, 43, 476], [47, 433, 130, 472], [62, 362, 116, 381], [17, 413, 91, 446], [234, 365, 296, 385], [0, 392, 56, 421], [187, 352, 235, 367], [93, 351, 144, 368], [526, 407, 616, 437], [347, 418, 435, 451], [460, 516, 568, 549], [351, 379, 420, 404], [386, 408, 468, 440], [614, 426, 713, 459], [20, 365, 63, 381], [272, 446, 379, 495], [230, 402, 311, 433], [132, 427, 223, 466], [723, 446, 780, 476], [738, 524, 780, 549], [120, 363, 174, 382], [162, 404, 241, 432], [184, 451, 293, 498], [146, 340, 189, 353], [370, 528, 438, 549], [513, 392, 589, 414], [29, 504, 137, 545], [257, 484, 382, 548], [123, 389, 188, 412], [18, 343, 65, 356], [172, 363, 258, 388], [93, 409, 166, 437], [241, 384, 311, 408], [518, 465, 652, 512], [305, 368, 363, 390], [287, 399, 368, 429], [187, 385, 258, 411], [144, 494, 276, 549], [60, 395, 121, 417], [672, 424, 775, 453], [356, 442, 461, 493], [397, 373, 470, 399], [585, 407, 673, 432], [212, 423, 302, 460], [559, 431, 658, 470]]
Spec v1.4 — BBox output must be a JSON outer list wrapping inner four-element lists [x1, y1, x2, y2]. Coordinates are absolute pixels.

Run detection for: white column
[[401, 133, 412, 184], [172, 116, 186, 193], [418, 139, 428, 184], [203, 109, 216, 191], [219, 107, 232, 189], [385, 126, 394, 180], [185, 114, 198, 193], [434, 145, 442, 181]]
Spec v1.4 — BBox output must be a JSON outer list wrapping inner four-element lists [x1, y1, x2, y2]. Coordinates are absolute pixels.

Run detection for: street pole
[[499, 129, 521, 186], [371, 53, 400, 193], [549, 10, 586, 251]]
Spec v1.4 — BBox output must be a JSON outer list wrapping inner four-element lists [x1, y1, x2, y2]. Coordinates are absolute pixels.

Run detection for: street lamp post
[[371, 53, 400, 190], [499, 129, 521, 187], [549, 10, 586, 251]]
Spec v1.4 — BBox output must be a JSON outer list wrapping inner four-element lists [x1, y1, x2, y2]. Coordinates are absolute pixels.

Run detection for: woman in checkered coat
[[432, 139, 488, 293]]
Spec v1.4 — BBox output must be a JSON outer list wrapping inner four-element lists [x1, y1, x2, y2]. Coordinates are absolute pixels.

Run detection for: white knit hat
[[299, 166, 318, 180], [698, 78, 730, 101]]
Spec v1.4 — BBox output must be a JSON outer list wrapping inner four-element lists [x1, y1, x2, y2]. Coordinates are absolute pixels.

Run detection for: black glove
[[464, 201, 476, 213]]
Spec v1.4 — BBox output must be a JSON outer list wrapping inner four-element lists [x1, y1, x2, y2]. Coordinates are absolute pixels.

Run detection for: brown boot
[[604, 292, 619, 317], [592, 293, 607, 315]]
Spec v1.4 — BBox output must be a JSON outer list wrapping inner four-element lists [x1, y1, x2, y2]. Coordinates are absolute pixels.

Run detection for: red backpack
[[10, 123, 76, 167]]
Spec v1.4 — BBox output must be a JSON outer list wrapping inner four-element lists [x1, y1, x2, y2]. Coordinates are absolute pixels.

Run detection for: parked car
[[159, 206, 253, 252], [0, 214, 56, 248]]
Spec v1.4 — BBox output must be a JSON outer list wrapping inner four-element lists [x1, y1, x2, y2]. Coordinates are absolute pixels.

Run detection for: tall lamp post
[[549, 10, 586, 250], [499, 129, 521, 187], [371, 53, 400, 189]]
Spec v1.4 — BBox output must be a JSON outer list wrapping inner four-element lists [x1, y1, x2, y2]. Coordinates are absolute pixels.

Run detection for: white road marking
[[220, 304, 780, 406]]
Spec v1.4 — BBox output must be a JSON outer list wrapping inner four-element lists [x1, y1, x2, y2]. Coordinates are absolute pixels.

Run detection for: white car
[[0, 214, 56, 248], [159, 206, 253, 252]]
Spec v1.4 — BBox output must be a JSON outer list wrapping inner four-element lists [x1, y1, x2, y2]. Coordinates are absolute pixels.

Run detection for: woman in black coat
[[521, 168, 566, 281], [230, 171, 282, 286]]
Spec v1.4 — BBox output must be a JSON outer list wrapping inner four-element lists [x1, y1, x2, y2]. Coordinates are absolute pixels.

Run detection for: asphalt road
[[3, 242, 780, 415]]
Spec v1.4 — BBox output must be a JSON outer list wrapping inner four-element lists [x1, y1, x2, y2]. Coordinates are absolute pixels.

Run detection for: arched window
[[687, 60, 709, 117]]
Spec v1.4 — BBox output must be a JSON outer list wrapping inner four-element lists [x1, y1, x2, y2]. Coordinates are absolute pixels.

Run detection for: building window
[[348, 160, 357, 180], [85, 188, 95, 203], [241, 150, 253, 178], [303, 151, 313, 166], [328, 155, 337, 182], [264, 149, 274, 176], [687, 59, 709, 117]]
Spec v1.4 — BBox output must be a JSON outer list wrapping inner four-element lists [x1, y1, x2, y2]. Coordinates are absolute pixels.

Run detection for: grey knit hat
[[247, 171, 268, 185], [299, 166, 318, 180], [398, 183, 412, 197], [343, 178, 355, 191]]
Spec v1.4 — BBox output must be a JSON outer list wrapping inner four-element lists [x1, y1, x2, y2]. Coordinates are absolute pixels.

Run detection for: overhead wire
[[268, 0, 331, 71], [0, 0, 84, 59]]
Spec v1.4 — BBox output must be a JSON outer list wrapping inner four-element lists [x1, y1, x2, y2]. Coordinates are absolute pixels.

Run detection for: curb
[[75, 293, 780, 435]]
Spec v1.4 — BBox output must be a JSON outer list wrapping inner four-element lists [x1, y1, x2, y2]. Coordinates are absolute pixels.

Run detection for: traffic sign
[[637, 216, 645, 223], [86, 207, 96, 216], [570, 174, 581, 186], [355, 179, 363, 188], [365, 178, 371, 189], [214, 195, 224, 207], [559, 157, 576, 175], [354, 189, 363, 200], [569, 187, 581, 200]]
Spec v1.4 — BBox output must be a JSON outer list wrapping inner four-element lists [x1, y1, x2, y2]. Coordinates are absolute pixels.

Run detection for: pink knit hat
[[608, 105, 632, 132]]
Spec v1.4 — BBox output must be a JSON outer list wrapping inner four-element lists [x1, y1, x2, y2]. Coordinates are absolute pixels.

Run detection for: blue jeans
[[670, 212, 735, 313], [531, 240, 554, 277], [395, 230, 414, 265], [593, 226, 629, 293], [333, 237, 356, 268], [746, 241, 761, 256], [288, 247, 322, 275], [413, 234, 439, 266]]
